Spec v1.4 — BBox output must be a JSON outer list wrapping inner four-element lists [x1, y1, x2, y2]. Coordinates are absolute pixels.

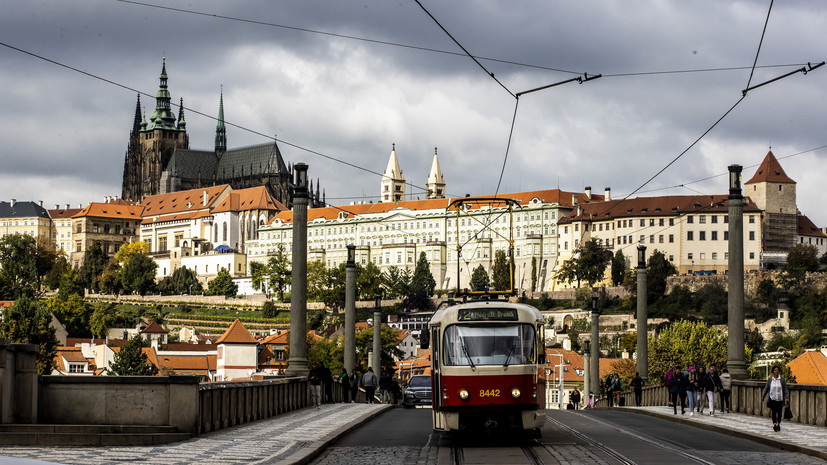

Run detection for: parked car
[[402, 374, 432, 408]]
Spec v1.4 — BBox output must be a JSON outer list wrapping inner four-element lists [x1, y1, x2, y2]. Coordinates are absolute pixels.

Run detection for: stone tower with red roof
[[744, 150, 798, 261], [215, 319, 258, 381]]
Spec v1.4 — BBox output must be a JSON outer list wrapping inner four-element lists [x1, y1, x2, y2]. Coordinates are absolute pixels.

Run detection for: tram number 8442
[[479, 389, 501, 398]]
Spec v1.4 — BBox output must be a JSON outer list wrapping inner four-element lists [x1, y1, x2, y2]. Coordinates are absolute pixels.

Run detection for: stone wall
[[667, 270, 827, 295]]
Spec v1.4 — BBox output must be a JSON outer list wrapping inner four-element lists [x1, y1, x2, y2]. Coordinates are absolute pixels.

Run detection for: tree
[[114, 241, 149, 263], [355, 325, 404, 375], [530, 257, 537, 292], [381, 266, 411, 299], [207, 268, 238, 298], [357, 261, 382, 299], [0, 296, 58, 375], [108, 334, 155, 375], [696, 283, 728, 325], [57, 267, 83, 301], [407, 252, 436, 310], [90, 301, 116, 337], [647, 249, 677, 300], [48, 294, 92, 337], [470, 264, 490, 291], [78, 241, 108, 293], [786, 243, 820, 274], [611, 249, 626, 286], [158, 266, 202, 295], [491, 250, 511, 291], [45, 253, 69, 291], [576, 239, 611, 286], [261, 300, 278, 319], [0, 234, 40, 299], [267, 244, 291, 302], [306, 260, 330, 302], [120, 251, 158, 295], [648, 320, 727, 385], [250, 261, 266, 293]]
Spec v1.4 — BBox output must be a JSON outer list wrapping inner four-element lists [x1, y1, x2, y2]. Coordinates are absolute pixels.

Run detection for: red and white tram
[[422, 299, 546, 435]]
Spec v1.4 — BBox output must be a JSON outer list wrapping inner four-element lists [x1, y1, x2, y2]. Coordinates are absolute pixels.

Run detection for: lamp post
[[372, 294, 382, 376], [590, 295, 600, 400], [727, 164, 747, 379], [285, 163, 309, 377], [344, 245, 356, 374], [636, 245, 648, 383]]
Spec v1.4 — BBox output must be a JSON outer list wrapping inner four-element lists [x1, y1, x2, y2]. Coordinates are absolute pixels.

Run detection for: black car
[[402, 374, 432, 408]]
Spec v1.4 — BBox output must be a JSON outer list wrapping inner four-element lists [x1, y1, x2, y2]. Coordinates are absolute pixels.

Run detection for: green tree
[[108, 334, 155, 375], [158, 266, 202, 295], [250, 261, 266, 292], [262, 300, 278, 319], [530, 257, 538, 292], [308, 335, 344, 375], [78, 241, 108, 293], [48, 294, 92, 337], [648, 320, 728, 385], [576, 239, 611, 286], [491, 250, 511, 291], [57, 267, 83, 301], [470, 264, 490, 291], [0, 296, 58, 375], [406, 252, 436, 310], [786, 243, 820, 274], [121, 252, 158, 295], [355, 325, 404, 375], [207, 268, 238, 298], [90, 301, 116, 337], [267, 244, 292, 302], [99, 260, 124, 295], [0, 233, 41, 299], [307, 260, 330, 302], [357, 261, 382, 299], [647, 249, 677, 300], [381, 266, 411, 299], [611, 249, 626, 286], [45, 253, 69, 291], [696, 283, 728, 325]]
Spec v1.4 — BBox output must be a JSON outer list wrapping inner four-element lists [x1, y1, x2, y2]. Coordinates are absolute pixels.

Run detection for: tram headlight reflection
[[511, 388, 521, 399], [459, 389, 470, 400]]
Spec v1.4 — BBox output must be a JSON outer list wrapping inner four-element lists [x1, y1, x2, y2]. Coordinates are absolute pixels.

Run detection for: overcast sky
[[2, 1, 825, 224]]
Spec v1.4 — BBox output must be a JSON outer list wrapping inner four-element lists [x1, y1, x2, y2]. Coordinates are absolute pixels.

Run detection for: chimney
[[572, 194, 578, 206], [65, 204, 70, 210], [577, 205, 583, 216], [54, 204, 59, 210], [604, 187, 611, 201], [10, 199, 16, 207], [584, 186, 592, 200], [39, 200, 43, 207], [203, 190, 208, 206], [78, 204, 82, 208]]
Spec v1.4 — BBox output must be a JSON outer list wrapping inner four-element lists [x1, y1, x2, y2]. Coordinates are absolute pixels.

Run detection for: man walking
[[379, 370, 393, 404], [362, 367, 378, 403]]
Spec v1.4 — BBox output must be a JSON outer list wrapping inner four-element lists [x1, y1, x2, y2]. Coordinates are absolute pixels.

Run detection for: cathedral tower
[[426, 147, 445, 199], [380, 144, 405, 202]]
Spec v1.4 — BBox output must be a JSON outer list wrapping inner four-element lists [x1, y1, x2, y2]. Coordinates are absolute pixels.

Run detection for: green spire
[[177, 97, 186, 130], [215, 86, 226, 156], [147, 57, 178, 130]]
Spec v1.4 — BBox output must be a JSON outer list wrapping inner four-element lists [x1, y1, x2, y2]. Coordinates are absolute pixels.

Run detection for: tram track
[[448, 443, 547, 465]]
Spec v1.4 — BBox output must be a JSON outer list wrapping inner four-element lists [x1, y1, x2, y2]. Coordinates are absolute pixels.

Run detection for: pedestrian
[[670, 365, 686, 415], [362, 367, 378, 403], [719, 368, 732, 413], [664, 365, 675, 407], [349, 367, 360, 403], [308, 363, 323, 409], [340, 368, 350, 403], [570, 387, 581, 409], [704, 365, 723, 415], [631, 372, 644, 406], [379, 370, 392, 404], [320, 363, 333, 404], [761, 365, 790, 432], [696, 366, 706, 414], [391, 378, 401, 405], [685, 366, 698, 416], [611, 374, 623, 407]]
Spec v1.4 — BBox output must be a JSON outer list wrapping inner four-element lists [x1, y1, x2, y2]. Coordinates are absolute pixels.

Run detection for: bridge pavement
[[1, 403, 825, 464]]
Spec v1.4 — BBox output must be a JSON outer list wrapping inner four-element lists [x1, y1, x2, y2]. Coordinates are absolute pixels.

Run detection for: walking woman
[[761, 365, 790, 432]]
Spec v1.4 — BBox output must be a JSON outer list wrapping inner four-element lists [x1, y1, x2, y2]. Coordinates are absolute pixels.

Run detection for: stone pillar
[[727, 164, 747, 379], [636, 245, 648, 383], [590, 296, 600, 398], [0, 339, 12, 424], [12, 343, 39, 424], [583, 340, 590, 407], [344, 245, 357, 374], [372, 295, 382, 376], [286, 163, 310, 377]]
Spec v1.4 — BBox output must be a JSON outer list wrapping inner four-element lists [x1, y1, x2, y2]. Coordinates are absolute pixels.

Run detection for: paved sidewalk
[[618, 405, 827, 461], [0, 403, 392, 465]]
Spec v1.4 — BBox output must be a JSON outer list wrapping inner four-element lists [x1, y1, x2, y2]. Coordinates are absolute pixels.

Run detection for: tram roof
[[429, 300, 544, 326]]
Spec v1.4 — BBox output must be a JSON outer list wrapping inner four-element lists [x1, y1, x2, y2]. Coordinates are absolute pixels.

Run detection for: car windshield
[[442, 324, 535, 367], [409, 376, 430, 388]]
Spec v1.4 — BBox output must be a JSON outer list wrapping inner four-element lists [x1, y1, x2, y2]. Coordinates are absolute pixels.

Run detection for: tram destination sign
[[457, 308, 518, 321]]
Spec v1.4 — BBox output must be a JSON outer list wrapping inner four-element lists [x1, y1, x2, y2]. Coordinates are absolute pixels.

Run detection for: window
[[749, 215, 755, 224], [659, 219, 665, 226], [699, 231, 706, 241], [699, 215, 706, 224], [687, 216, 694, 224], [724, 231, 729, 240], [650, 235, 654, 243], [659, 235, 664, 243], [649, 219, 655, 226], [687, 231, 694, 241], [669, 234, 674, 243], [222, 222, 228, 242], [724, 215, 729, 223], [688, 252, 693, 260], [711, 216, 718, 224], [669, 255, 674, 261], [640, 219, 645, 227], [711, 231, 718, 240], [712, 252, 718, 260], [749, 231, 755, 240], [750, 252, 755, 259]]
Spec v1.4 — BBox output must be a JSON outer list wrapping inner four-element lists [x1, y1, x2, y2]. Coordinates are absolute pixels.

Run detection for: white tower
[[426, 147, 445, 199], [381, 143, 405, 202]]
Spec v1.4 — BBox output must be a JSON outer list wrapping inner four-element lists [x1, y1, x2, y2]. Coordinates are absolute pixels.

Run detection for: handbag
[[784, 404, 793, 420]]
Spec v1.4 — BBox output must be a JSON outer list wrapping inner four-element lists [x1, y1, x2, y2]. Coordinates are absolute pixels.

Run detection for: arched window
[[222, 222, 227, 242], [214, 223, 218, 242]]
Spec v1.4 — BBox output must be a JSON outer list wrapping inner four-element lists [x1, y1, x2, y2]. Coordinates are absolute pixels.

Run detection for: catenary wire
[[745, 0, 774, 94]]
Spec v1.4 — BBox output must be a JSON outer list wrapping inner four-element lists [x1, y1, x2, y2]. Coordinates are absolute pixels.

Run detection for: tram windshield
[[442, 324, 535, 367]]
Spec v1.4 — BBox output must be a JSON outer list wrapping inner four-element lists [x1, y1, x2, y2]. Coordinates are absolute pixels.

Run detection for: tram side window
[[442, 324, 535, 366]]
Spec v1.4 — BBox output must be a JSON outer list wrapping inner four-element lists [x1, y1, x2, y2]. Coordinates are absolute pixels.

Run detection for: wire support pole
[[742, 61, 824, 97]]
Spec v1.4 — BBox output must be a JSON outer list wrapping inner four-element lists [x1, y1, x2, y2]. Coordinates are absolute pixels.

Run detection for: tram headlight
[[511, 388, 521, 399], [459, 389, 470, 400]]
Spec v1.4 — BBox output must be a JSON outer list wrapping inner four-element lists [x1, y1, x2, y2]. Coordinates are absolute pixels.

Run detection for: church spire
[[147, 57, 177, 130], [426, 147, 445, 199], [380, 143, 406, 202], [215, 86, 227, 156], [177, 97, 186, 130]]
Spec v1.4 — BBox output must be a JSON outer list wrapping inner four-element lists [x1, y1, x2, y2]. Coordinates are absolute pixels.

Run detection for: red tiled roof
[[211, 186, 287, 213], [216, 319, 257, 344], [49, 208, 83, 219], [160, 343, 215, 351], [72, 203, 144, 220], [141, 321, 168, 334], [558, 194, 761, 224], [797, 215, 827, 238], [788, 351, 827, 385], [745, 151, 796, 185], [157, 355, 216, 372], [140, 185, 230, 217]]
